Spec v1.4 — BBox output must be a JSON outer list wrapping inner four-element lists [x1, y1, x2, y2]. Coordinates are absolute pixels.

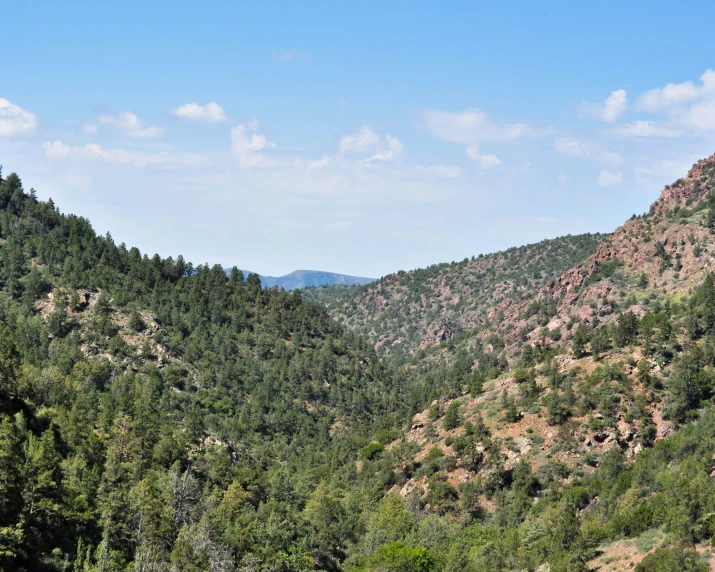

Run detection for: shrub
[[443, 400, 462, 430], [635, 547, 708, 572], [129, 310, 146, 332], [359, 442, 384, 460]]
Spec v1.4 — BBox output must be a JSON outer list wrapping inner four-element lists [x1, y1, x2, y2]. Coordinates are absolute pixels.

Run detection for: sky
[[3, 1, 715, 278]]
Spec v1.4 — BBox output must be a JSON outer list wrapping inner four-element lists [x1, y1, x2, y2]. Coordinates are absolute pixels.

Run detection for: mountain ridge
[[226, 268, 376, 290]]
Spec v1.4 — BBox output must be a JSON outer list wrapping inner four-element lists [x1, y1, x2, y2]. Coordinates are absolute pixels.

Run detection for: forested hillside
[[7, 153, 715, 571], [0, 169, 413, 571]]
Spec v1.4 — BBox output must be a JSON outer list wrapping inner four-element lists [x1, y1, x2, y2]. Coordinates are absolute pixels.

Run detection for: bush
[[428, 481, 459, 514], [129, 310, 146, 332], [359, 442, 385, 460], [362, 542, 437, 572], [635, 547, 708, 571], [443, 400, 462, 430]]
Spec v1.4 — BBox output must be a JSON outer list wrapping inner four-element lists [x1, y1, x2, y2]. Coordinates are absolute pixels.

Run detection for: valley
[[3, 154, 715, 570]]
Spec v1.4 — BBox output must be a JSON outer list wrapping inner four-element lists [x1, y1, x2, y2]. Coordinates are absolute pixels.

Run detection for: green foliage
[[359, 442, 385, 460], [504, 397, 520, 423], [585, 259, 621, 287], [572, 323, 589, 358], [358, 542, 437, 572], [615, 311, 640, 347], [0, 171, 412, 570], [591, 326, 612, 359], [128, 310, 146, 332], [442, 400, 461, 431], [635, 547, 708, 572]]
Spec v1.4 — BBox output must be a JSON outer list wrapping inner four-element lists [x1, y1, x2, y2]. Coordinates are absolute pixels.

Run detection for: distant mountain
[[225, 268, 376, 290]]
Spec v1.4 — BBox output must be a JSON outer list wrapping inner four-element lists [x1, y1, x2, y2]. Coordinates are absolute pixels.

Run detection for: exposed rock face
[[483, 179, 715, 349]]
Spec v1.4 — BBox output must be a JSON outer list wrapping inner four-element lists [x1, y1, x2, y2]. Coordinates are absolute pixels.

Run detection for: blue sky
[[3, 1, 715, 277]]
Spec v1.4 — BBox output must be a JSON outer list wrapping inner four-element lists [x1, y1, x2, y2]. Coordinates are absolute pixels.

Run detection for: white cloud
[[364, 134, 404, 163], [598, 170, 623, 188], [602, 90, 628, 122], [421, 107, 530, 165], [637, 69, 715, 113], [339, 126, 403, 162], [42, 140, 206, 168], [681, 99, 715, 132], [554, 137, 623, 164], [307, 156, 331, 171], [98, 111, 165, 138], [338, 99, 348, 108], [231, 121, 279, 167], [466, 145, 502, 168], [634, 70, 715, 134], [82, 123, 98, 136], [339, 126, 381, 154], [579, 89, 627, 122], [422, 107, 532, 144], [558, 172, 569, 184], [416, 164, 462, 178], [613, 120, 681, 138], [171, 102, 228, 123], [43, 140, 71, 159], [0, 98, 37, 137]]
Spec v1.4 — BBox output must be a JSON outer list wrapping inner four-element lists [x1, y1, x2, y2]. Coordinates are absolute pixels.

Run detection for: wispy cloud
[[231, 120, 284, 168], [579, 89, 627, 122], [554, 137, 623, 164], [0, 98, 37, 137], [465, 145, 502, 168], [339, 126, 404, 162], [95, 111, 165, 138], [422, 107, 533, 144], [171, 102, 228, 123], [416, 164, 462, 178], [421, 107, 533, 165], [42, 140, 206, 168], [597, 169, 622, 187], [612, 120, 681, 138]]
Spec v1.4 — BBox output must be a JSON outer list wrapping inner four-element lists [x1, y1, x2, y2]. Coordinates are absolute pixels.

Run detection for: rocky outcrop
[[650, 152, 715, 215]]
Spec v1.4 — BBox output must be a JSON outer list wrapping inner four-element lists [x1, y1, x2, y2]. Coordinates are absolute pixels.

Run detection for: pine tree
[[572, 324, 590, 358], [443, 400, 461, 431]]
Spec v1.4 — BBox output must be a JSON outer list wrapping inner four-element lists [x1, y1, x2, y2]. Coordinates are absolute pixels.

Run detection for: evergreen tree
[[572, 324, 589, 358]]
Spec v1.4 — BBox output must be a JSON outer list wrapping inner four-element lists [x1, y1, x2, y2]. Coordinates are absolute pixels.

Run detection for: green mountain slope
[[0, 170, 407, 571]]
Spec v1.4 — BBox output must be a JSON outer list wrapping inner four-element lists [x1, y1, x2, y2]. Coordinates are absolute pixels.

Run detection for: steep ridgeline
[[0, 170, 407, 571], [485, 151, 715, 350], [306, 234, 604, 364]]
